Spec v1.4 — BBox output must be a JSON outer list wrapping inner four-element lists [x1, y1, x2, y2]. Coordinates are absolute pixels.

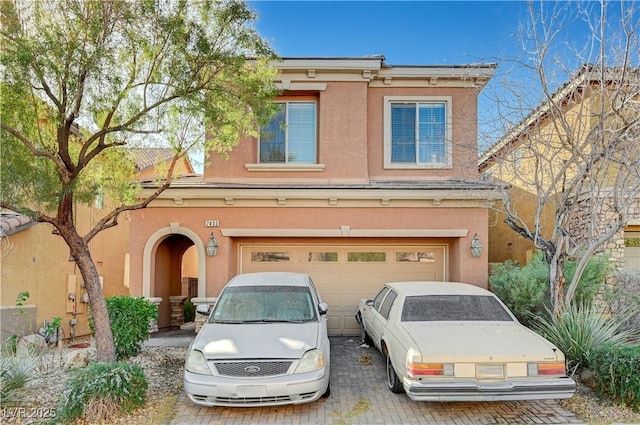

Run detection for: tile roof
[[0, 213, 36, 237], [130, 148, 176, 172]]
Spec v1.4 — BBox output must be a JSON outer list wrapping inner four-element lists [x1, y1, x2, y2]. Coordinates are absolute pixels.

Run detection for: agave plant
[[0, 343, 44, 403], [531, 303, 640, 370]]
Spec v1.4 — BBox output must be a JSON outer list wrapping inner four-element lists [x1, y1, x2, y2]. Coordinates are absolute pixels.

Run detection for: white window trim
[[514, 147, 525, 168], [258, 100, 318, 165], [383, 96, 453, 169]]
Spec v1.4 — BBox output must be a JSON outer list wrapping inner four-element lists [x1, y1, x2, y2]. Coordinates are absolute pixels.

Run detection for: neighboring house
[[479, 65, 640, 273], [128, 55, 500, 335], [0, 148, 194, 341]]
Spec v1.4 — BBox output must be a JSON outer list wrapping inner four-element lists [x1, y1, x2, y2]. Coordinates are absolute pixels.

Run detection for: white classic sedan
[[184, 272, 330, 407], [356, 281, 576, 402]]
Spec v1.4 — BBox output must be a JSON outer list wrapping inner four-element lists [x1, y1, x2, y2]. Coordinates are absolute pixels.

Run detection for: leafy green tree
[[0, 0, 279, 362]]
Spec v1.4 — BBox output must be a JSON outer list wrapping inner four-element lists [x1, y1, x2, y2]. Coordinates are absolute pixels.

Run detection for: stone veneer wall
[[169, 296, 187, 327], [569, 191, 640, 310], [191, 297, 218, 333]]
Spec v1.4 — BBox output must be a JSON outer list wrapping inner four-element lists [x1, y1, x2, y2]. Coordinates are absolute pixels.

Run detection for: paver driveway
[[170, 337, 583, 425]]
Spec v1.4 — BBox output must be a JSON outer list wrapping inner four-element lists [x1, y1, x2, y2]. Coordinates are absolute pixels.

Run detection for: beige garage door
[[240, 244, 446, 335]]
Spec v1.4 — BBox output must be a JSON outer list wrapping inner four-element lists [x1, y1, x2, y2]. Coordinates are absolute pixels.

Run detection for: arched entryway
[[142, 223, 207, 329], [153, 234, 195, 328]]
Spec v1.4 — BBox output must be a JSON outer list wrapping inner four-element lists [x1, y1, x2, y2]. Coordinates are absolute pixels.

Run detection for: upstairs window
[[259, 101, 317, 164], [384, 96, 452, 169]]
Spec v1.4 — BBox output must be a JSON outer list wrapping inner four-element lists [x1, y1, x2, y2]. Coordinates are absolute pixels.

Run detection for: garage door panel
[[322, 294, 342, 308], [326, 316, 342, 333], [344, 293, 367, 307], [343, 315, 362, 335], [241, 244, 446, 335], [391, 271, 439, 281]]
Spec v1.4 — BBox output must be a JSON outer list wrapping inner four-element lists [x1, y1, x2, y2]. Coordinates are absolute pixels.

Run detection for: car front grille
[[213, 360, 293, 377]]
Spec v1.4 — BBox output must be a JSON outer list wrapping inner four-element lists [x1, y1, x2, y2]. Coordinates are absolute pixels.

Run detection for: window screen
[[390, 102, 446, 164], [259, 102, 316, 163]]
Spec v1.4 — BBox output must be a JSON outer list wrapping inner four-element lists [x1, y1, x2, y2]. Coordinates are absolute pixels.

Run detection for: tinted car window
[[211, 286, 316, 322], [401, 295, 514, 322], [372, 287, 390, 311], [379, 290, 397, 320]]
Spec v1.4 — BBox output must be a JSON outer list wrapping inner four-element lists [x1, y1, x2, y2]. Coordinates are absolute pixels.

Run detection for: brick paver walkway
[[170, 337, 584, 425]]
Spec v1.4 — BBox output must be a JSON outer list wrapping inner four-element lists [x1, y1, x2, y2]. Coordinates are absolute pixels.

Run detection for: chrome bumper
[[403, 377, 576, 402]]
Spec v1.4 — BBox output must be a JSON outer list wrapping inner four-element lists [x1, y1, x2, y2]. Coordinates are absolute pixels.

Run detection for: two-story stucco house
[[127, 56, 500, 335]]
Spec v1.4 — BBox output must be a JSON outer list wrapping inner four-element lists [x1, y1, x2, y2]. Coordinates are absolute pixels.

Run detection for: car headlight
[[294, 349, 325, 374], [185, 350, 212, 375]]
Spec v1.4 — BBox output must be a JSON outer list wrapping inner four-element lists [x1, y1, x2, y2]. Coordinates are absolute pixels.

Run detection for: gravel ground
[[2, 340, 639, 425], [559, 376, 640, 425], [2, 340, 186, 425]]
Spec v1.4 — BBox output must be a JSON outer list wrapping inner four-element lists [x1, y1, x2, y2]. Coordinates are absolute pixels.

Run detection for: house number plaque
[[205, 220, 220, 227]]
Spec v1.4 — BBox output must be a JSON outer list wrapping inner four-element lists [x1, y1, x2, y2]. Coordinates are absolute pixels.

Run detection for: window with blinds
[[383, 96, 452, 169], [390, 102, 447, 165], [259, 101, 317, 164]]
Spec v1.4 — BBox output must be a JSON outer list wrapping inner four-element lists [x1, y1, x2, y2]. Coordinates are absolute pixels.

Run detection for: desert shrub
[[603, 269, 640, 336], [489, 253, 608, 327], [489, 258, 548, 326], [588, 343, 640, 411], [532, 303, 640, 369], [0, 346, 43, 404], [55, 361, 147, 423], [564, 255, 609, 305], [90, 296, 158, 360], [184, 299, 195, 323]]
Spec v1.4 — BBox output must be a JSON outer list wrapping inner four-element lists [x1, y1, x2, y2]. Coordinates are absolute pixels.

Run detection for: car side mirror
[[196, 305, 211, 316], [365, 299, 373, 307], [318, 302, 329, 315]]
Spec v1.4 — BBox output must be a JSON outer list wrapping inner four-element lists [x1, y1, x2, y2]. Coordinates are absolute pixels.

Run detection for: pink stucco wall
[[128, 205, 489, 299], [128, 59, 496, 328]]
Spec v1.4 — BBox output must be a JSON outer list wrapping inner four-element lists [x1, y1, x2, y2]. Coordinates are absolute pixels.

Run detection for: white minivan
[[184, 272, 330, 407]]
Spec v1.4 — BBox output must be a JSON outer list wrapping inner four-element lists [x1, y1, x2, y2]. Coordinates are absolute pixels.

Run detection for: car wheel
[[322, 379, 331, 398], [386, 355, 404, 394]]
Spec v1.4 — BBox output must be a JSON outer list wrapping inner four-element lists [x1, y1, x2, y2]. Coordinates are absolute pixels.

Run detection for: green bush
[[532, 303, 639, 369], [489, 253, 608, 327], [184, 299, 195, 323], [489, 258, 548, 326], [55, 361, 147, 423], [90, 296, 158, 360], [603, 270, 640, 336], [588, 343, 640, 411]]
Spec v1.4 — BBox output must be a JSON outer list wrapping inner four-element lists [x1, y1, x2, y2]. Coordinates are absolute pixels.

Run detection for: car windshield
[[210, 285, 317, 323], [401, 295, 514, 322]]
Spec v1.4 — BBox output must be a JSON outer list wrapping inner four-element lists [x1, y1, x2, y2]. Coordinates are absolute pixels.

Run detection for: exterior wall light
[[206, 232, 218, 257], [470, 233, 483, 258]]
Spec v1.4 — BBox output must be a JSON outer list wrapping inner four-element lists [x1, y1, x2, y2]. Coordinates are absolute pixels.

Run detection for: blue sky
[[249, 1, 533, 65]]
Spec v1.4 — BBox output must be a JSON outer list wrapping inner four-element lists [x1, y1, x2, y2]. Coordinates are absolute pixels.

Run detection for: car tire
[[322, 379, 331, 398], [386, 355, 404, 394]]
